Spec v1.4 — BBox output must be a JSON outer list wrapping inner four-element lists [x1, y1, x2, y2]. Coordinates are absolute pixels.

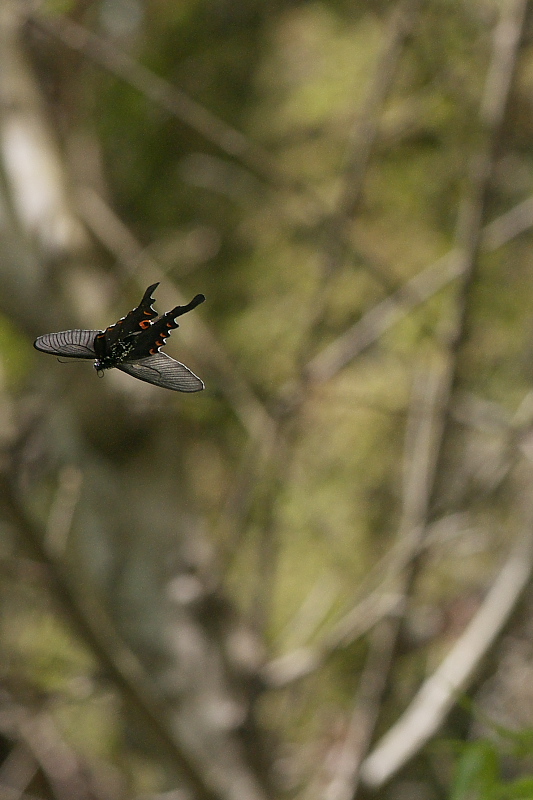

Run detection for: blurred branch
[[321, 358, 447, 800], [339, 0, 421, 220], [360, 522, 533, 788], [0, 0, 86, 273], [264, 354, 445, 691], [0, 472, 224, 800], [357, 0, 530, 786], [263, 591, 403, 689], [416, 0, 528, 501], [301, 0, 421, 348], [322, 619, 400, 800], [230, 1, 421, 638], [29, 13, 319, 206], [270, 0, 528, 766], [0, 740, 40, 800], [305, 185, 533, 385], [305, 250, 461, 384], [249, 433, 293, 636], [44, 464, 82, 557], [11, 707, 104, 800]]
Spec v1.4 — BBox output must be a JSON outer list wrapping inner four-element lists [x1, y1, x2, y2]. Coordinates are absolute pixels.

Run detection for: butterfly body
[[93, 335, 137, 372], [34, 284, 205, 392]]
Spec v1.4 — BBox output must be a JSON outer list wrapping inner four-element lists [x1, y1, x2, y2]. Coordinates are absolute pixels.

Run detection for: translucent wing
[[34, 330, 98, 358], [117, 352, 204, 392]]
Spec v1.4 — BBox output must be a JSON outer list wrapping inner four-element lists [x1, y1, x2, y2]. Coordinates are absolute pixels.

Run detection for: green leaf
[[449, 741, 499, 800], [496, 777, 533, 799]]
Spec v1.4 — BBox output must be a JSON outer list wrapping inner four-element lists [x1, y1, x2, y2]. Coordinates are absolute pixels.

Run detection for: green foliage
[[449, 740, 500, 800], [447, 723, 533, 800], [0, 314, 33, 387]]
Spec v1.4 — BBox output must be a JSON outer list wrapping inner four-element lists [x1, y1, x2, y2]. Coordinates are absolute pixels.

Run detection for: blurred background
[[2, 0, 533, 798]]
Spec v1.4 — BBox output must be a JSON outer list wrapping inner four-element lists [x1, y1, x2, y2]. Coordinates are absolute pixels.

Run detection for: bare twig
[[0, 473, 224, 800], [306, 192, 533, 386], [360, 523, 533, 787], [419, 0, 528, 504], [263, 592, 402, 689], [322, 618, 400, 800], [44, 464, 82, 556], [305, 180, 533, 386], [250, 433, 292, 636], [305, 250, 462, 385], [264, 354, 449, 692], [338, 0, 422, 220], [247, 2, 420, 639], [300, 0, 421, 353], [17, 710, 100, 800], [356, 0, 530, 786], [322, 357, 448, 800], [29, 13, 317, 204]]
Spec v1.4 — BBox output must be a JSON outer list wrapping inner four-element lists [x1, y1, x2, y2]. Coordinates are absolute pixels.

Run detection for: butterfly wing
[[117, 353, 204, 392], [125, 294, 206, 360], [34, 330, 98, 358], [102, 283, 159, 347]]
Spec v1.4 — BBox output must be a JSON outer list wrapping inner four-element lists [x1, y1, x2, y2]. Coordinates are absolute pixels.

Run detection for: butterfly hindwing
[[101, 282, 159, 347], [117, 353, 204, 392], [123, 294, 206, 360], [33, 330, 98, 358]]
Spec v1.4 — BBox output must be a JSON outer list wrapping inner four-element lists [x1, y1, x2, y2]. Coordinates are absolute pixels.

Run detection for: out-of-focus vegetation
[[1, 0, 533, 798]]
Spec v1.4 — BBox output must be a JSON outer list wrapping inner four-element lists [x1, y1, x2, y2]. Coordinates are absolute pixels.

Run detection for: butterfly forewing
[[34, 330, 98, 358], [102, 282, 159, 347], [117, 353, 204, 392]]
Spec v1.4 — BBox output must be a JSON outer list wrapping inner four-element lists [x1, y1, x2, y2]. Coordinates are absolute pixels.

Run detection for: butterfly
[[34, 283, 205, 392]]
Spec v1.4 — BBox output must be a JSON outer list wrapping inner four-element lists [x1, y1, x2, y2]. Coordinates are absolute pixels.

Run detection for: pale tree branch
[[360, 521, 533, 788], [28, 12, 322, 209], [272, 4, 529, 788], [338, 0, 422, 220], [356, 0, 530, 787], [0, 471, 227, 800], [243, 1, 420, 638], [305, 188, 533, 386], [320, 356, 448, 800], [298, 0, 422, 355]]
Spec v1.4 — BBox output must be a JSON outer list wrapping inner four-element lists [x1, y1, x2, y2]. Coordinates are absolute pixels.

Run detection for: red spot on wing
[[139, 320, 151, 329]]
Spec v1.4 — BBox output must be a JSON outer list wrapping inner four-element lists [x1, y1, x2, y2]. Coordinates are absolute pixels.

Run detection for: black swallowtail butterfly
[[34, 283, 205, 392]]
